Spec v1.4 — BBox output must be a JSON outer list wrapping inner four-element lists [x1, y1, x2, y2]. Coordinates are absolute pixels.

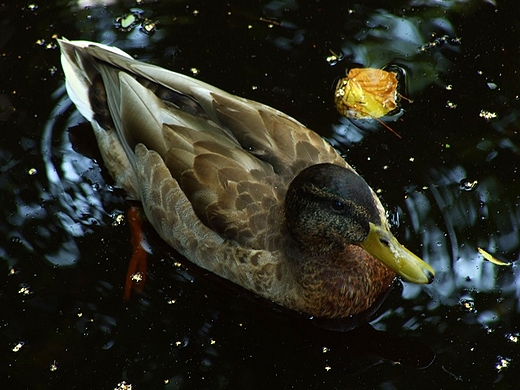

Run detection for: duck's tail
[[58, 39, 133, 122]]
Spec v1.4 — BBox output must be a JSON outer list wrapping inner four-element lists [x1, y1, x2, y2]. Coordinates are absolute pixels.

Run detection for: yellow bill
[[360, 222, 435, 284]]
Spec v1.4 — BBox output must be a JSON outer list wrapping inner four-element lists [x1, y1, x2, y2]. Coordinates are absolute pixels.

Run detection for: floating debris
[[115, 381, 132, 390], [459, 179, 478, 192], [334, 68, 404, 138], [446, 100, 457, 109], [111, 212, 125, 227], [459, 297, 476, 313], [46, 41, 57, 50], [495, 356, 512, 373], [140, 19, 158, 35], [18, 283, 33, 296], [335, 68, 399, 119], [12, 341, 25, 353], [130, 271, 144, 283], [114, 9, 143, 32], [326, 50, 343, 66], [477, 247, 512, 266], [258, 17, 281, 27], [479, 109, 497, 121], [49, 360, 58, 372], [419, 35, 461, 52]]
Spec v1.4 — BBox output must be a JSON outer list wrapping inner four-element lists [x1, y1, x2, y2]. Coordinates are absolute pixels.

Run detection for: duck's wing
[[59, 39, 349, 250]]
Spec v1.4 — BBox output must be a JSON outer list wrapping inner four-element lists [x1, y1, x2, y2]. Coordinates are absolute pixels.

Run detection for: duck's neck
[[284, 240, 395, 319]]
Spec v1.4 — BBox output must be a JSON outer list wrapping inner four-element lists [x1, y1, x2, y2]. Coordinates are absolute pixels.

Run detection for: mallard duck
[[58, 39, 434, 320]]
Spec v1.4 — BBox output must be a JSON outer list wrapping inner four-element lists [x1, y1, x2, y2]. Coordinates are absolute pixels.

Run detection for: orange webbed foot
[[123, 205, 148, 300]]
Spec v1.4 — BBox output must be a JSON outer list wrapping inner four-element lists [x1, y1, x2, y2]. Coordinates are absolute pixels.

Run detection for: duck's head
[[285, 163, 434, 284]]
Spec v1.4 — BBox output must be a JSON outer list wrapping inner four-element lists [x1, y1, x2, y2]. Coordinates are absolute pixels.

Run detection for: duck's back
[[59, 39, 350, 251]]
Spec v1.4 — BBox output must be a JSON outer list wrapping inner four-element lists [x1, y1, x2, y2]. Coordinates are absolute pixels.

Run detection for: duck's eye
[[330, 200, 346, 212]]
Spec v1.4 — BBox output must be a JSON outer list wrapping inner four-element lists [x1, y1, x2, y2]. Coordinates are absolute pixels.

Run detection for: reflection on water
[[7, 86, 117, 269], [333, 7, 459, 143], [1, 0, 520, 388], [341, 8, 457, 92], [405, 165, 520, 307]]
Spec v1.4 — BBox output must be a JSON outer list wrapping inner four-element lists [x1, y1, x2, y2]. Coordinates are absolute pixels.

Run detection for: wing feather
[[59, 39, 348, 251]]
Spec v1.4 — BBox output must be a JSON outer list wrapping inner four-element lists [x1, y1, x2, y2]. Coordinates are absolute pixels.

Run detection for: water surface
[[1, 1, 519, 388]]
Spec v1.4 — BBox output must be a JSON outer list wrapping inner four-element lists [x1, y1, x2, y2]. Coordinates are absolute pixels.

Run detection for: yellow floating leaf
[[334, 68, 399, 119], [120, 14, 136, 29], [477, 247, 512, 266]]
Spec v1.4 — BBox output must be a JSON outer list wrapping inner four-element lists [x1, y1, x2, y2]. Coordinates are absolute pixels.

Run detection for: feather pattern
[[59, 39, 434, 321]]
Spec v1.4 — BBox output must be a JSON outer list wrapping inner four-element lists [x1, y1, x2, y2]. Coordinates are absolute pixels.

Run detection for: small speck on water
[[12, 341, 25, 353], [459, 297, 476, 313], [459, 179, 478, 192]]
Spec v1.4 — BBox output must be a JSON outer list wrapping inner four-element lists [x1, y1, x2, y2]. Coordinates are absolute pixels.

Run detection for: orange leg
[[123, 206, 147, 300]]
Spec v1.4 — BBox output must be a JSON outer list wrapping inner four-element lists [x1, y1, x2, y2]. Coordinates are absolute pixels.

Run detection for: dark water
[[1, 0, 519, 388]]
